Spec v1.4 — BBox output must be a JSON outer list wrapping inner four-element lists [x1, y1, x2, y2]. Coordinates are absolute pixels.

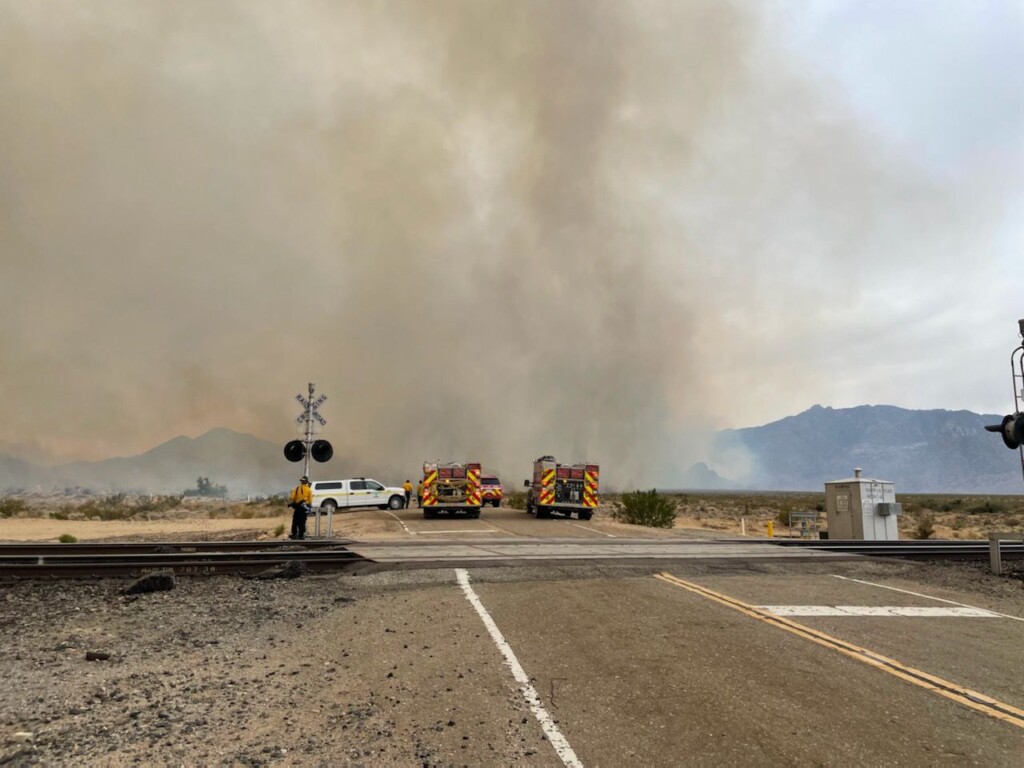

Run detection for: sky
[[1, 0, 1022, 485]]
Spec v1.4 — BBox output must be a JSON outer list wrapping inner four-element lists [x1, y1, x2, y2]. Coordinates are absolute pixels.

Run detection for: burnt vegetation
[[183, 477, 228, 499]]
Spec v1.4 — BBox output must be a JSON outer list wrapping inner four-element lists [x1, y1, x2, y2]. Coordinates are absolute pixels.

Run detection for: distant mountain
[[708, 405, 1023, 493], [0, 455, 44, 493], [3, 406, 1022, 496], [676, 462, 739, 491], [0, 429, 353, 497]]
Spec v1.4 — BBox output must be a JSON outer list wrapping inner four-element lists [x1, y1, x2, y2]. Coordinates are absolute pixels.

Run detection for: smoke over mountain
[[0, 2, 1009, 487]]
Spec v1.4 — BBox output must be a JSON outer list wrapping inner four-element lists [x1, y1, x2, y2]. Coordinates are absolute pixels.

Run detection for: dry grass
[[0, 494, 287, 523], [627, 491, 1024, 539], [2, 490, 1022, 540]]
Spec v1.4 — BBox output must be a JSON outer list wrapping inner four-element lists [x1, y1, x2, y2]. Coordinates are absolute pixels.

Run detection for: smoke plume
[[0, 1, 1008, 488]]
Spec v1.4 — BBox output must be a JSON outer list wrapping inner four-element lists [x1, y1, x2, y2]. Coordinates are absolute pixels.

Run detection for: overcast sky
[[1, 1, 1021, 483], [777, 1, 1023, 409]]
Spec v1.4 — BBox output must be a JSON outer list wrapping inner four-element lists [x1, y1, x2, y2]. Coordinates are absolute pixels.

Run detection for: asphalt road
[[298, 560, 1024, 766], [465, 565, 1023, 766], [340, 508, 1024, 766], [353, 504, 701, 539]]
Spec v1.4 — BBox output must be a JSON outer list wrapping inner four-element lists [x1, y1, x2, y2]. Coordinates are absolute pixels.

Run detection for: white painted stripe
[[455, 569, 583, 768], [418, 529, 500, 534], [382, 510, 415, 535], [759, 605, 1000, 617], [564, 522, 615, 538], [831, 575, 1024, 623], [382, 511, 500, 536]]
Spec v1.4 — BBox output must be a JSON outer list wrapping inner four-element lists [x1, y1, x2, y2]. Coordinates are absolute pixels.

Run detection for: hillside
[[3, 406, 1023, 495], [709, 405, 1023, 493], [0, 429, 351, 497]]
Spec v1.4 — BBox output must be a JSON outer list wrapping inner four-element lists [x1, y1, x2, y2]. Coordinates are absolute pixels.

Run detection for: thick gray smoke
[[0, 1, 1007, 489]]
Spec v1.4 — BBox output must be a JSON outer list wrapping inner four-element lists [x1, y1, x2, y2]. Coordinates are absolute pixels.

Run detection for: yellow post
[[767, 520, 774, 538]]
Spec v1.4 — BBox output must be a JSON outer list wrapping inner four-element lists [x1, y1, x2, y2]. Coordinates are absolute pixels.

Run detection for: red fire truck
[[524, 456, 599, 520], [421, 461, 483, 519]]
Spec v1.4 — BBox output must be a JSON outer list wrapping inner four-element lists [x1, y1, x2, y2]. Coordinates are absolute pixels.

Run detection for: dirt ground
[[0, 517, 286, 543], [0, 504, 733, 544], [0, 568, 554, 766], [7, 489, 1022, 544]]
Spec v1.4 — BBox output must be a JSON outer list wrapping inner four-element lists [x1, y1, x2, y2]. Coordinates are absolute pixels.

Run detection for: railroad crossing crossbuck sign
[[295, 392, 328, 427], [284, 383, 333, 474]]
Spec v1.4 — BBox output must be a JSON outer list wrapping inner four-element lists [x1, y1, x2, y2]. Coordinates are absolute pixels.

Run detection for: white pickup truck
[[309, 478, 406, 512]]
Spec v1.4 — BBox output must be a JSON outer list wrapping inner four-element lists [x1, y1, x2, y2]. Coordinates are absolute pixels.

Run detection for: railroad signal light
[[984, 319, 1024, 484], [311, 439, 333, 463], [985, 413, 1024, 451], [284, 440, 306, 463]]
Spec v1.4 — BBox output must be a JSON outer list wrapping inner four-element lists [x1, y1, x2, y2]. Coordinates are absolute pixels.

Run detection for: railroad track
[[769, 538, 1024, 560], [0, 540, 365, 579], [0, 540, 344, 557], [1, 536, 1019, 579]]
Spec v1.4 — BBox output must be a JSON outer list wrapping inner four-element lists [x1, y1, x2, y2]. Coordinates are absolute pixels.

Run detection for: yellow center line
[[654, 572, 1024, 730]]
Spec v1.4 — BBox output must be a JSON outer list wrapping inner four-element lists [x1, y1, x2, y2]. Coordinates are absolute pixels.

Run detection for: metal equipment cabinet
[[825, 468, 901, 540]]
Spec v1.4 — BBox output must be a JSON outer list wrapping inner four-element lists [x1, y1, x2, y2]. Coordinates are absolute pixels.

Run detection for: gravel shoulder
[[0, 570, 553, 766]]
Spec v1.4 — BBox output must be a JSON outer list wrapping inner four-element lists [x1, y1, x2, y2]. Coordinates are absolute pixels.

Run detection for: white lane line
[[418, 529, 500, 534], [381, 512, 499, 536], [382, 510, 416, 535], [455, 569, 583, 768], [831, 575, 1024, 622], [564, 522, 615, 538], [759, 605, 1000, 617]]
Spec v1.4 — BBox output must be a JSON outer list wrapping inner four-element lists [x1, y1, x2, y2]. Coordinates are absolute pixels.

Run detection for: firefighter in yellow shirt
[[288, 475, 313, 539], [402, 479, 413, 509]]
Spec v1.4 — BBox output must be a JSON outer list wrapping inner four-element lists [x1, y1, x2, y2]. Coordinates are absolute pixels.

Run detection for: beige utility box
[[825, 468, 900, 540]]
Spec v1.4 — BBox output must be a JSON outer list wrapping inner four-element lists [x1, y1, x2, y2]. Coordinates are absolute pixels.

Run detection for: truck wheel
[[424, 508, 437, 519], [388, 495, 404, 510], [492, 500, 501, 508], [537, 507, 551, 519], [321, 499, 338, 513], [467, 510, 481, 519], [578, 510, 593, 521]]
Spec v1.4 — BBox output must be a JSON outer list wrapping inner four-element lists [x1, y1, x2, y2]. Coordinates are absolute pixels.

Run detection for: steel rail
[[769, 539, 1024, 560], [0, 548, 366, 579], [770, 540, 1024, 549], [0, 540, 347, 557], [771, 538, 1024, 547]]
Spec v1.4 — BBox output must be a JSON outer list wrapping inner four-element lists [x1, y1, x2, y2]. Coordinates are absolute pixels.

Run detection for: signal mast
[[283, 382, 333, 476], [984, 319, 1024, 483]]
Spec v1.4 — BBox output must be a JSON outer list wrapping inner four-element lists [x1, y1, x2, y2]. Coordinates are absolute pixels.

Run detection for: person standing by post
[[289, 475, 312, 540], [402, 479, 413, 509]]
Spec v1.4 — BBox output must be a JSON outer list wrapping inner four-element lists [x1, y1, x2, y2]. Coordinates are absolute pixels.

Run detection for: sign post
[[284, 383, 332, 538], [294, 384, 328, 479]]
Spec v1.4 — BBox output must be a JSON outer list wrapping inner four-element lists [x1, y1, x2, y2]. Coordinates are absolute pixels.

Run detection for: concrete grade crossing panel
[[347, 539, 854, 564]]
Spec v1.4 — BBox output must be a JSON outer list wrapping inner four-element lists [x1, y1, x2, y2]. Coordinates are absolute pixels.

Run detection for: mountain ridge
[[704, 404, 1021, 493], [0, 428, 328, 496], [1, 407, 1021, 495]]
